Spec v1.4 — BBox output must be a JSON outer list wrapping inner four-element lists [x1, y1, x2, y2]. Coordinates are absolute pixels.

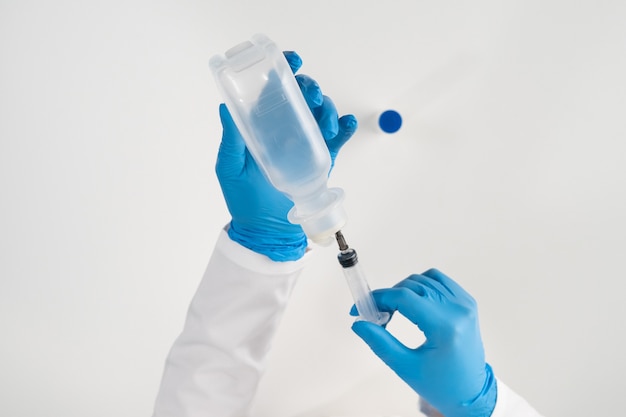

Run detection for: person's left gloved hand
[[216, 51, 357, 262]]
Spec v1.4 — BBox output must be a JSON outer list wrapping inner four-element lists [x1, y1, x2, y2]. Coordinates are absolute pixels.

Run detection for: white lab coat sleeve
[[152, 228, 308, 417], [419, 380, 543, 417], [490, 380, 544, 417]]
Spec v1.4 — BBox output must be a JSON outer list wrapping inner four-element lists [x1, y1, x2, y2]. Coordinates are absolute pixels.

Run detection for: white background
[[1, 1, 625, 416]]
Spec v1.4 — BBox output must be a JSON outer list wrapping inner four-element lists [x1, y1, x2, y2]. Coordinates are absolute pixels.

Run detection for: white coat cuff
[[490, 379, 543, 417], [217, 226, 310, 274]]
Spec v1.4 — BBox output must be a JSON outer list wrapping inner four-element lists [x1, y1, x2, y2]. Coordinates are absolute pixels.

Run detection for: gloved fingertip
[[311, 91, 324, 107], [297, 75, 323, 107], [216, 103, 247, 169], [219, 103, 233, 125], [349, 304, 358, 316], [352, 318, 385, 334], [340, 114, 358, 132], [351, 320, 409, 367], [422, 267, 443, 277], [307, 88, 323, 108], [218, 102, 228, 118], [351, 319, 370, 335], [318, 115, 339, 140], [314, 96, 339, 139], [322, 127, 339, 141], [351, 320, 386, 347], [283, 51, 302, 73], [326, 115, 357, 159]]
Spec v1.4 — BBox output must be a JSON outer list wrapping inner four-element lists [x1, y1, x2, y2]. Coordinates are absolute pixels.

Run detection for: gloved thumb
[[352, 320, 408, 369], [217, 103, 246, 175]]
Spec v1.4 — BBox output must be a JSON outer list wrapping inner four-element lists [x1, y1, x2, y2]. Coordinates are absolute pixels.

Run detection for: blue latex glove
[[215, 51, 358, 262], [351, 268, 497, 417]]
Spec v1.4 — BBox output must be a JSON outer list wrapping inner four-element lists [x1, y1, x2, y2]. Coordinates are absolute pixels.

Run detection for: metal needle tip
[[335, 230, 349, 251]]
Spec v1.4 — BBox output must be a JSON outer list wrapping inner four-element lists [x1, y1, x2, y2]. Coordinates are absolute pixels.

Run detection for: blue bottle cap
[[378, 110, 402, 133]]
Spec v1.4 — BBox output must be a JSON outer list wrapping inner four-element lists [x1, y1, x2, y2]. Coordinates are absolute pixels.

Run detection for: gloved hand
[[215, 51, 357, 262], [351, 268, 497, 417]]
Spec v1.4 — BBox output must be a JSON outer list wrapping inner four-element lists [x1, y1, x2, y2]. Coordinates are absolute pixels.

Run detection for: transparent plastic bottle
[[209, 34, 347, 245]]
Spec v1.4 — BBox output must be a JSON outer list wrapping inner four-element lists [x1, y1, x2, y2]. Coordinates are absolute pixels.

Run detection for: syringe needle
[[335, 230, 349, 251]]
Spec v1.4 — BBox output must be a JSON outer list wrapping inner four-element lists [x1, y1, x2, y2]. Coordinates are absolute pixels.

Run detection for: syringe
[[335, 231, 390, 325]]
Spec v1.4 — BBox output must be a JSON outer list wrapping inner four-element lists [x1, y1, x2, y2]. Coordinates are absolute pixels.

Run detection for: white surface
[[1, 1, 625, 416]]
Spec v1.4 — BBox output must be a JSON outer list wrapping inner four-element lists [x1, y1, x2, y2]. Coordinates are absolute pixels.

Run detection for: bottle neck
[[287, 187, 347, 246], [290, 185, 333, 218]]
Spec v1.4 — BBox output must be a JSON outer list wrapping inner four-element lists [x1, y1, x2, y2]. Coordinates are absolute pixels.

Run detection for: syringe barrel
[[338, 249, 389, 325]]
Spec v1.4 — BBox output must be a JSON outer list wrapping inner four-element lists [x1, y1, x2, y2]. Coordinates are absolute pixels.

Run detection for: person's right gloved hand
[[351, 268, 497, 417]]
